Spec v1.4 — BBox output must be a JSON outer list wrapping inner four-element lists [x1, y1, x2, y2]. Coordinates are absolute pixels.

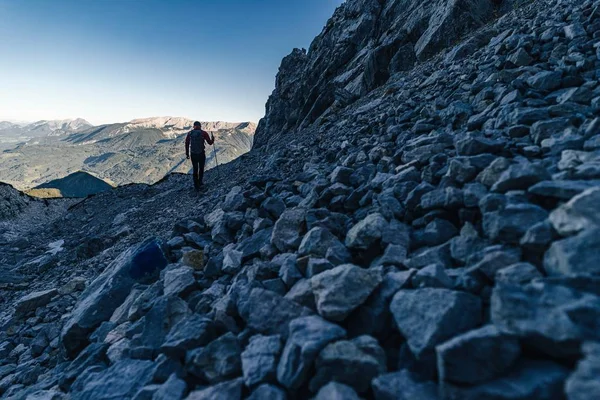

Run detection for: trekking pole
[[212, 134, 220, 179]]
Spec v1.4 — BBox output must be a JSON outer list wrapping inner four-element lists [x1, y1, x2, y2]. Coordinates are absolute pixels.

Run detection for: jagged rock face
[[254, 0, 514, 148], [4, 0, 600, 399]]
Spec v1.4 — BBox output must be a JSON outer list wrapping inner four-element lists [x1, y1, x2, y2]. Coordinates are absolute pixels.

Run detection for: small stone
[[391, 288, 482, 357], [186, 333, 242, 383], [247, 384, 287, 400], [277, 315, 346, 390], [261, 197, 286, 219], [186, 378, 243, 400], [491, 281, 600, 357], [222, 246, 244, 275], [549, 188, 600, 236], [565, 342, 600, 400], [161, 314, 217, 359], [298, 227, 341, 258], [564, 23, 587, 40], [527, 71, 562, 91], [271, 209, 306, 252], [59, 277, 87, 295], [443, 359, 568, 400], [238, 288, 311, 337], [314, 381, 361, 400], [345, 213, 388, 250], [483, 203, 548, 244], [163, 266, 196, 297], [153, 373, 186, 400], [508, 48, 533, 67], [15, 289, 58, 315], [544, 229, 600, 276], [412, 264, 453, 289], [491, 163, 551, 193], [242, 335, 282, 387], [436, 325, 521, 384], [311, 264, 383, 321], [529, 181, 600, 201], [181, 250, 204, 270], [309, 335, 386, 393], [372, 370, 439, 400], [495, 263, 543, 285]]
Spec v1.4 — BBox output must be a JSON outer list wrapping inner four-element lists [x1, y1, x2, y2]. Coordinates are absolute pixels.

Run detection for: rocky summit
[[1, 0, 600, 399]]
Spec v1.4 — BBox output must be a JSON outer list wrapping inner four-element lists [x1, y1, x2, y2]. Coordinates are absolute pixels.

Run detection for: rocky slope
[[254, 0, 517, 148], [1, 0, 600, 399], [0, 118, 256, 190]]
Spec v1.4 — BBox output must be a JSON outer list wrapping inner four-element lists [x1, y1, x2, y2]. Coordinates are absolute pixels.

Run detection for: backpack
[[189, 130, 205, 154]]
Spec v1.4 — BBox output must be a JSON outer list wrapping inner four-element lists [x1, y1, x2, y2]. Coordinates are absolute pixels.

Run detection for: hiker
[[185, 121, 214, 190]]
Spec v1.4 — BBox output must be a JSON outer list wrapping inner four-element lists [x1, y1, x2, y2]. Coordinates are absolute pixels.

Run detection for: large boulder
[[61, 239, 169, 358]]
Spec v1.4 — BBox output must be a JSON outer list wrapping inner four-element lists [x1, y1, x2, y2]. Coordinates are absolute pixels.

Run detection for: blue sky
[[0, 0, 344, 125]]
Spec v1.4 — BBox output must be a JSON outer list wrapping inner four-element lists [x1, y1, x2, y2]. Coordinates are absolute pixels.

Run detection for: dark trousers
[[190, 153, 206, 189]]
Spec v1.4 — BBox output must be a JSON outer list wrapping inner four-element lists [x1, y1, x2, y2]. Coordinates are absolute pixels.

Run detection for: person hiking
[[185, 121, 214, 191]]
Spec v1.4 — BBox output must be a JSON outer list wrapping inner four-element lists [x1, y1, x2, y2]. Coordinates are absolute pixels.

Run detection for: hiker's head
[[194, 121, 202, 129]]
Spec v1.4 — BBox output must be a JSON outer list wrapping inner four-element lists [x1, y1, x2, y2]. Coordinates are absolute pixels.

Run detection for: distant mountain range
[[0, 117, 256, 193], [0, 119, 93, 143]]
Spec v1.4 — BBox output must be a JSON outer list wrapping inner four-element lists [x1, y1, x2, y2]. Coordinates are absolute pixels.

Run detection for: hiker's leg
[[198, 153, 206, 185], [191, 154, 200, 189]]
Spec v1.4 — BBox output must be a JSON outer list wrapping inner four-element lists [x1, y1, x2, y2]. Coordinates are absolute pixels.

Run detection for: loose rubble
[[2, 0, 600, 398]]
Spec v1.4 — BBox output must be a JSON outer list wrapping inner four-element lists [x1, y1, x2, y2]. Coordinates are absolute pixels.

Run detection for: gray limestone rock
[[565, 342, 600, 400], [436, 325, 521, 384], [277, 315, 346, 390], [241, 334, 282, 387], [186, 333, 242, 383], [491, 280, 600, 357], [314, 381, 362, 400], [311, 264, 383, 321], [238, 288, 312, 337], [549, 188, 600, 236], [544, 229, 600, 276], [309, 335, 386, 393], [391, 288, 482, 357], [345, 213, 388, 250]]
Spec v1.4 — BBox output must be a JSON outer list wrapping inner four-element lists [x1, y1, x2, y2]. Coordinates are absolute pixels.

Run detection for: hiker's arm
[[204, 131, 214, 145], [185, 133, 190, 158]]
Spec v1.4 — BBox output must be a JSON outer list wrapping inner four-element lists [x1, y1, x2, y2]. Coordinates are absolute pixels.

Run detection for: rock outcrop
[[254, 0, 516, 148]]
